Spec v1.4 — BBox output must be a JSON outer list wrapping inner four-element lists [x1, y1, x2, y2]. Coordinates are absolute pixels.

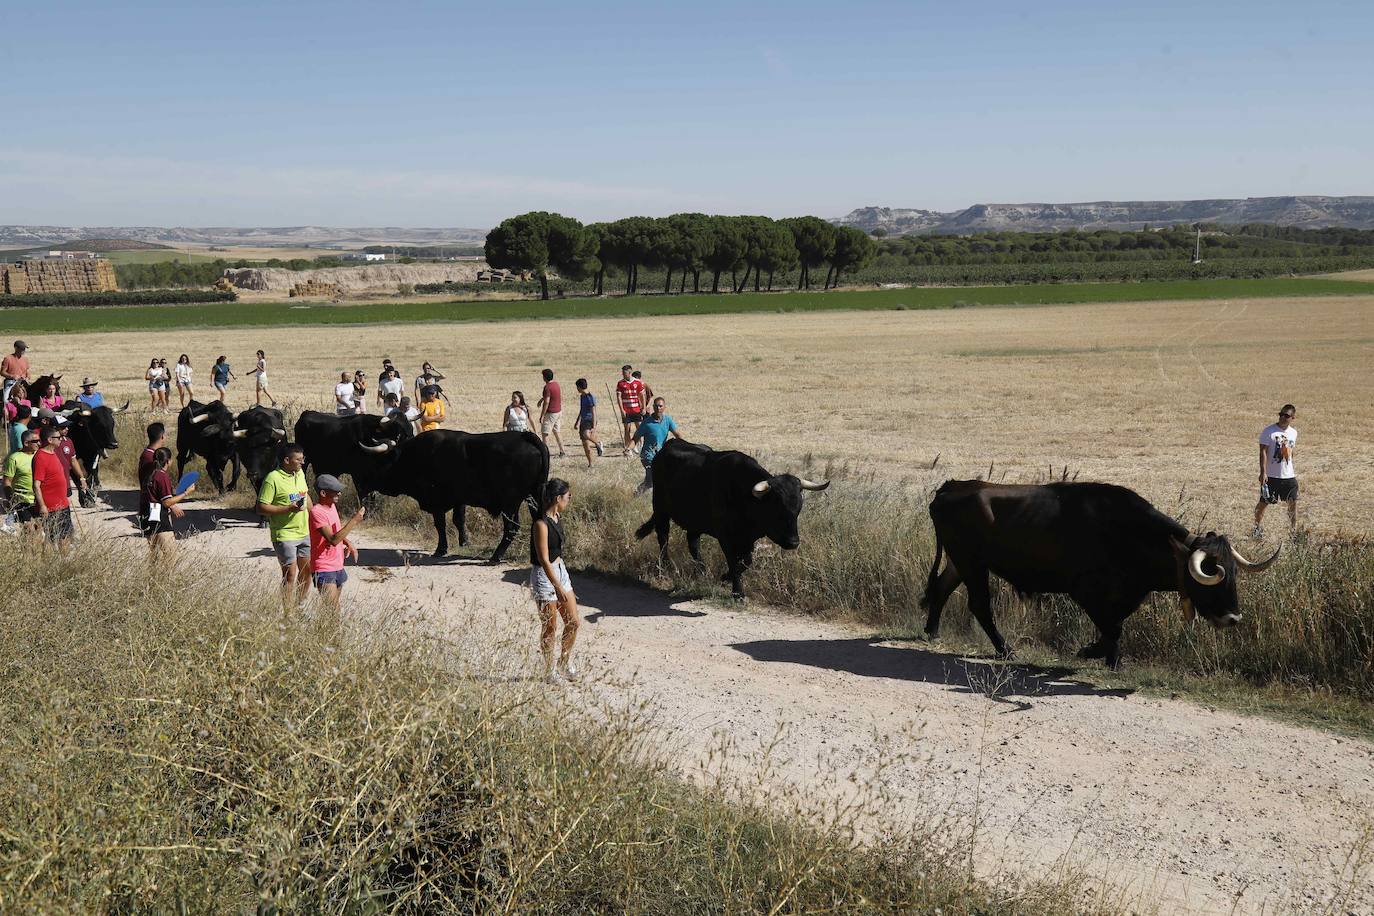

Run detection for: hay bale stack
[[289, 280, 344, 298], [0, 259, 118, 295]]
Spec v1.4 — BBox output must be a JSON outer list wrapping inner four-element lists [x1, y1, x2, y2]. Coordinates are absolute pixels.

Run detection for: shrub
[[0, 289, 236, 308], [0, 534, 1114, 914]]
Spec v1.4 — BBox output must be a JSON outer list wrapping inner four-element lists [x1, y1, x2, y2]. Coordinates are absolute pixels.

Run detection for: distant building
[[343, 252, 387, 262], [45, 250, 98, 260]]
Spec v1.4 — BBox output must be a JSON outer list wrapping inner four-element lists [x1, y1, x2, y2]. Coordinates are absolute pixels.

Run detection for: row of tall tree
[[484, 212, 876, 300]]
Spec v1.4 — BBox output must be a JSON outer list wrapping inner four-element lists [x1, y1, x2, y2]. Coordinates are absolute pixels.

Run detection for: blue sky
[[2, 0, 1370, 227]]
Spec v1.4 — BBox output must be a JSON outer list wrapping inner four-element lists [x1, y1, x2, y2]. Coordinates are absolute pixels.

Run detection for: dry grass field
[[35, 292, 1374, 535]]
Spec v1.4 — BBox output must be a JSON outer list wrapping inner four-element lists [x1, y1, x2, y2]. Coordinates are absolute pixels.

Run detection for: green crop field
[[98, 249, 224, 265], [2, 277, 1373, 334]]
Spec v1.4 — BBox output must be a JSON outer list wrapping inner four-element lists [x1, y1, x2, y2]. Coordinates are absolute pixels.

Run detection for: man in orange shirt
[[2, 340, 30, 405]]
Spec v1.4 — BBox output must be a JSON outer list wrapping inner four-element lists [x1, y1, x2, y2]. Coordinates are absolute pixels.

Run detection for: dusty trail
[[79, 494, 1372, 916]]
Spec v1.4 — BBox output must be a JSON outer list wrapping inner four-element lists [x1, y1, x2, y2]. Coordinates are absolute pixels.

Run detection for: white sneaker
[[557, 659, 579, 681], [1251, 525, 1264, 540], [544, 668, 563, 685], [595, 442, 604, 457]]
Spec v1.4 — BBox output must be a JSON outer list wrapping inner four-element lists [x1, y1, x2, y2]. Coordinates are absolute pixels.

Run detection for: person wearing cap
[[418, 385, 445, 432], [309, 474, 365, 609], [1, 340, 30, 405], [76, 377, 104, 409]]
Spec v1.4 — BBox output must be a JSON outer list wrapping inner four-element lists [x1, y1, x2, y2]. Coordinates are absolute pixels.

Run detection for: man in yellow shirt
[[419, 385, 446, 432], [256, 444, 313, 605]]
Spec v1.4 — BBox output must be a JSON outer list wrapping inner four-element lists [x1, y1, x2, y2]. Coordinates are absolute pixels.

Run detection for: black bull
[[362, 429, 549, 561], [634, 439, 829, 598], [176, 400, 240, 492], [293, 410, 415, 500], [59, 399, 129, 492], [232, 406, 289, 492], [921, 480, 1281, 670]]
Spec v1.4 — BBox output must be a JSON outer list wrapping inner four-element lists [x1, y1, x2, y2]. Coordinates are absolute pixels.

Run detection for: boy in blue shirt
[[572, 378, 605, 468], [632, 397, 682, 494]]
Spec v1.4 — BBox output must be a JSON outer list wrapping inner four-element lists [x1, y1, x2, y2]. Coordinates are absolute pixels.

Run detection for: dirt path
[[79, 495, 1373, 915]]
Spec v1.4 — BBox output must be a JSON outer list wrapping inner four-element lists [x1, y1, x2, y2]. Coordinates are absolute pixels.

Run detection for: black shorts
[[141, 516, 172, 538], [622, 411, 642, 424], [578, 416, 595, 433], [1267, 477, 1298, 502], [43, 507, 74, 541]]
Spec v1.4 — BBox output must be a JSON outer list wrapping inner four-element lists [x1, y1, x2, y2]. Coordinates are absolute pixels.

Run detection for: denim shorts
[[313, 569, 348, 589], [529, 558, 571, 603], [272, 538, 310, 565]]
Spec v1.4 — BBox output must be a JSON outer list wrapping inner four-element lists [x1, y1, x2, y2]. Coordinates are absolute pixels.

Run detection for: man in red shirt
[[32, 426, 74, 552], [537, 368, 566, 458], [54, 424, 91, 506], [1, 339, 30, 405], [615, 364, 646, 456]]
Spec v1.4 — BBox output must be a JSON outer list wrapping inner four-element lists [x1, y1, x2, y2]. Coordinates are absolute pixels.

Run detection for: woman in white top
[[334, 372, 355, 416], [254, 349, 277, 407], [144, 358, 163, 411], [174, 354, 194, 407], [503, 390, 531, 432]]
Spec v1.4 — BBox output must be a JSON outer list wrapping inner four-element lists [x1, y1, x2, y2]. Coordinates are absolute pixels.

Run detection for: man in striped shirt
[[616, 365, 646, 456]]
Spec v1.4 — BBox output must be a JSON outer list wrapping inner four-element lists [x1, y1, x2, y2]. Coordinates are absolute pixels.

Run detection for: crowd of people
[[2, 335, 1304, 683]]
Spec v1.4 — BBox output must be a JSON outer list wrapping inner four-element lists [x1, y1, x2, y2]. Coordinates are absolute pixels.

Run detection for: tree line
[[872, 224, 1374, 268], [484, 213, 876, 300]]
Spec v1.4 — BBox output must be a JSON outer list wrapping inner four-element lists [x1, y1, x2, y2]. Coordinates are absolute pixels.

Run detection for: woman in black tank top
[[529, 478, 579, 682]]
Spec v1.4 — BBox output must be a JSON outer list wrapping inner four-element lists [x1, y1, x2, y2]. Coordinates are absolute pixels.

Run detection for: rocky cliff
[[838, 196, 1374, 235]]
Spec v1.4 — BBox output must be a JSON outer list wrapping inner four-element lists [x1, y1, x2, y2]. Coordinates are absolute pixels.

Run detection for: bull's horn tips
[[1232, 544, 1281, 572], [231, 429, 249, 438], [190, 413, 210, 424], [1188, 548, 1225, 585], [752, 480, 770, 497], [799, 478, 830, 491]]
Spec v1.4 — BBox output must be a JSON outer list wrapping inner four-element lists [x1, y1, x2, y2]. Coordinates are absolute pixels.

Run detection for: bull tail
[[634, 517, 656, 541], [920, 532, 944, 610], [524, 430, 550, 522]]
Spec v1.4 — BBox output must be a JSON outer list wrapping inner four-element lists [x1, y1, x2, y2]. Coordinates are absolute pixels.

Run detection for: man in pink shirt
[[309, 474, 366, 608]]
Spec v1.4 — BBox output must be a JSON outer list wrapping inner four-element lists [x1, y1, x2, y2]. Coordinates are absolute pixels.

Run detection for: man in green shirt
[[3, 429, 40, 526], [256, 443, 313, 604]]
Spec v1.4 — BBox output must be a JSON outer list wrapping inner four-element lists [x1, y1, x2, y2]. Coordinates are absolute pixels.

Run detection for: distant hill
[[838, 196, 1374, 235], [0, 225, 489, 249], [45, 238, 173, 252]]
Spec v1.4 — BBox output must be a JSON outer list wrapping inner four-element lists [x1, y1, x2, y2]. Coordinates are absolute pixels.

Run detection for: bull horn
[[359, 440, 393, 454], [190, 413, 211, 425], [80, 409, 92, 416], [377, 415, 394, 426], [57, 408, 77, 417], [114, 400, 131, 413], [231, 429, 249, 439], [272, 427, 287, 439], [1188, 548, 1225, 586], [799, 477, 830, 491], [1232, 544, 1281, 572], [752, 480, 770, 498]]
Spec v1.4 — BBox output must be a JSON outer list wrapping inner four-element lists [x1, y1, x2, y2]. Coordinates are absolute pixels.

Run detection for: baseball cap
[[315, 474, 345, 493], [14, 340, 28, 350]]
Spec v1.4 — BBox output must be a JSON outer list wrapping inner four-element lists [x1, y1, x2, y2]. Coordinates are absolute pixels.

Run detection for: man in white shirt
[[1253, 403, 1298, 539], [334, 372, 356, 416]]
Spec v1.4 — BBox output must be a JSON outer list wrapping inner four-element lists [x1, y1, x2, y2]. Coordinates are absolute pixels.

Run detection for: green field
[[98, 249, 222, 265], [3, 277, 1373, 334]]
